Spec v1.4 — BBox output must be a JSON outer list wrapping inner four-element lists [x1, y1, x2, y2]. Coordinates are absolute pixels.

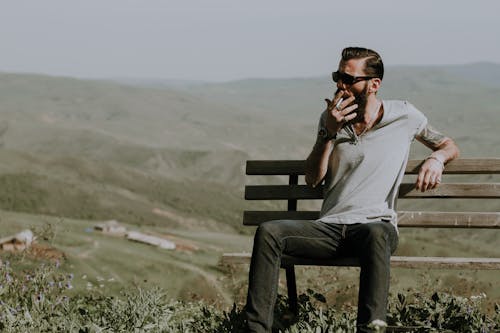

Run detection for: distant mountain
[[110, 77, 208, 89], [442, 62, 500, 87], [0, 72, 303, 158]]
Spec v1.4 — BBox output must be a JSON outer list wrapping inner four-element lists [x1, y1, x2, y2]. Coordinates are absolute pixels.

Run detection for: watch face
[[318, 127, 328, 138]]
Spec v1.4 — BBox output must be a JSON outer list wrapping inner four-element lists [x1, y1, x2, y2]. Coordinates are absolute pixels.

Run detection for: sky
[[1, 0, 499, 82]]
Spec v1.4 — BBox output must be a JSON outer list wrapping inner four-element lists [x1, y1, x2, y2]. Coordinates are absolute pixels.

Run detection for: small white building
[[126, 231, 176, 250], [0, 230, 34, 252], [94, 220, 127, 235]]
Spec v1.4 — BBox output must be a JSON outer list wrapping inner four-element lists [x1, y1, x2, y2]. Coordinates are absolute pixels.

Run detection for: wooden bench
[[221, 158, 500, 314]]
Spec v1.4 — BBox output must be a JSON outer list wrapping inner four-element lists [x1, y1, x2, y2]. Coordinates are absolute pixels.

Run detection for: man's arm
[[305, 93, 358, 187], [305, 139, 333, 187], [415, 125, 460, 192]]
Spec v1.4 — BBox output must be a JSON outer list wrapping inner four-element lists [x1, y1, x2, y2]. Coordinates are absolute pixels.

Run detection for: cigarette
[[335, 98, 343, 110]]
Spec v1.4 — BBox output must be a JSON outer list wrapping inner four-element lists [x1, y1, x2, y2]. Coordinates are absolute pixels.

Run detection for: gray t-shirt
[[317, 100, 427, 229]]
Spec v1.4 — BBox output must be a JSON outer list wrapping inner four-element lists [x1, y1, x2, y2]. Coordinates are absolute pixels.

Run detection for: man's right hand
[[324, 91, 358, 135]]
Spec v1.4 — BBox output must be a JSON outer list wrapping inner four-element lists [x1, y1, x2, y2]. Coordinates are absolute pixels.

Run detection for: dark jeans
[[245, 220, 398, 333]]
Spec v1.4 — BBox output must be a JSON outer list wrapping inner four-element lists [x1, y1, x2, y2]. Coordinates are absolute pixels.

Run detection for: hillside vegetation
[[0, 64, 499, 305]]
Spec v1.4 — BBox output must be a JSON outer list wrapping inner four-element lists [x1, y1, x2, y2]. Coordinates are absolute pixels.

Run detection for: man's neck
[[362, 97, 381, 124], [353, 97, 382, 133]]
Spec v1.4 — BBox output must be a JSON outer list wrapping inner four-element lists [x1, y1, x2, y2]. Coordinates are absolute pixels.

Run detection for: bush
[[1, 261, 499, 332], [389, 291, 500, 332]]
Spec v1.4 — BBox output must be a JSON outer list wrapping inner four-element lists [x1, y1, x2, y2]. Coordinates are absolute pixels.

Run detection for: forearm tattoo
[[418, 125, 447, 148]]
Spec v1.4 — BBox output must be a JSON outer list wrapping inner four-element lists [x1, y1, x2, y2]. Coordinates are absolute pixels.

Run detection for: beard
[[335, 85, 369, 123]]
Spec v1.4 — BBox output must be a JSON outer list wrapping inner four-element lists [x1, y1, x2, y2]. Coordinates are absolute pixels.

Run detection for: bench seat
[[222, 253, 500, 269]]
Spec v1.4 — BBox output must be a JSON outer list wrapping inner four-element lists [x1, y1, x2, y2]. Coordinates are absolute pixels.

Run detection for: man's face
[[335, 58, 371, 119]]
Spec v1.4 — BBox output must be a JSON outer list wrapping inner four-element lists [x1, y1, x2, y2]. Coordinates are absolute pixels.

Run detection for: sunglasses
[[332, 71, 377, 85]]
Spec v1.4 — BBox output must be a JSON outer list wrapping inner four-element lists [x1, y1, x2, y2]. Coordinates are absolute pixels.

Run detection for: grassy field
[[2, 208, 498, 316], [0, 209, 254, 306]]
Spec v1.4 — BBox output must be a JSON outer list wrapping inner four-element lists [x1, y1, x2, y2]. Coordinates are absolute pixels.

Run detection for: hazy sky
[[1, 0, 499, 81]]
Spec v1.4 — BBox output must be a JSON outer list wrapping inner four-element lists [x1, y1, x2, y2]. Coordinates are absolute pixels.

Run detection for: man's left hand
[[416, 158, 444, 192]]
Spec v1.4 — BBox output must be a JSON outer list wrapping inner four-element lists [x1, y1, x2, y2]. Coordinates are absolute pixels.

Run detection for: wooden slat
[[246, 159, 500, 175], [282, 255, 359, 267], [390, 256, 500, 270], [220, 253, 500, 269], [221, 253, 252, 265], [243, 211, 500, 228], [246, 160, 305, 175], [221, 253, 358, 266], [397, 211, 500, 228], [406, 158, 500, 174], [243, 211, 320, 225], [245, 183, 500, 200], [398, 183, 500, 198], [245, 184, 323, 200]]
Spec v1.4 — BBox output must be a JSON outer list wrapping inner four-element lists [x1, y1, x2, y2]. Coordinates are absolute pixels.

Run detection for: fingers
[[328, 96, 356, 115], [332, 89, 346, 106], [340, 103, 358, 117], [416, 162, 443, 192], [333, 103, 357, 123], [429, 174, 441, 190], [323, 92, 342, 111], [337, 104, 357, 123], [338, 95, 355, 111], [416, 171, 437, 192], [423, 171, 433, 192], [324, 92, 357, 133]]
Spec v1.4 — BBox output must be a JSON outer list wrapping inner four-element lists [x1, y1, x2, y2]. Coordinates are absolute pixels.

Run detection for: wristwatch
[[318, 126, 336, 143]]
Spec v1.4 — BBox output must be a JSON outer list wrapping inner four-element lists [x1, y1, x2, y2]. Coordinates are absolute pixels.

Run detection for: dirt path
[[165, 257, 232, 305]]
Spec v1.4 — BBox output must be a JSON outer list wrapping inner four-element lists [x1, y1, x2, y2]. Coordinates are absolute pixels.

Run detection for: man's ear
[[369, 78, 382, 93]]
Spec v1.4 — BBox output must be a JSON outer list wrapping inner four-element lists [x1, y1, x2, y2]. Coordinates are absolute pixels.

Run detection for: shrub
[[388, 291, 499, 332], [1, 261, 499, 332]]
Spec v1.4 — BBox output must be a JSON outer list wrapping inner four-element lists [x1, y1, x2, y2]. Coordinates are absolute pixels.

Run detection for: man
[[245, 47, 459, 333]]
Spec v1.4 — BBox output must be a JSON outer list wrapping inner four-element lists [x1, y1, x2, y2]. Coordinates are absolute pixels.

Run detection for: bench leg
[[285, 266, 298, 316]]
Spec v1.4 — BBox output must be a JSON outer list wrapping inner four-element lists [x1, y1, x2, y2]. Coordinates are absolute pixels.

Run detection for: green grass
[[0, 210, 253, 306], [0, 149, 249, 233]]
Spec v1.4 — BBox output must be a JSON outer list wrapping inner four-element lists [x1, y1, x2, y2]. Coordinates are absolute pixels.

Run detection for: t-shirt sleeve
[[404, 101, 428, 139]]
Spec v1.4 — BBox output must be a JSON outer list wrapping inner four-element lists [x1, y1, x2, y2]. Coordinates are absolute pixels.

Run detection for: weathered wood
[[406, 158, 500, 174], [246, 160, 305, 175], [398, 183, 500, 198], [282, 255, 359, 267], [221, 253, 251, 265], [246, 159, 500, 175], [397, 211, 500, 228], [243, 211, 320, 225], [245, 183, 500, 200], [390, 256, 500, 270], [245, 184, 323, 200], [221, 252, 358, 266], [242, 211, 500, 228], [220, 253, 500, 269]]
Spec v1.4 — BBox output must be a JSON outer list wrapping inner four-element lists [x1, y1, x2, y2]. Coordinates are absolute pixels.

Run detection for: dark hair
[[341, 47, 384, 80]]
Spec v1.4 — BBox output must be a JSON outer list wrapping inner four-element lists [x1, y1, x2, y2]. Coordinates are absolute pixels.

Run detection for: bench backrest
[[243, 158, 500, 229]]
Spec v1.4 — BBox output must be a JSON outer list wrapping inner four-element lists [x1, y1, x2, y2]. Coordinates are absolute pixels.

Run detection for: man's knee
[[257, 220, 281, 237], [254, 220, 287, 249]]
